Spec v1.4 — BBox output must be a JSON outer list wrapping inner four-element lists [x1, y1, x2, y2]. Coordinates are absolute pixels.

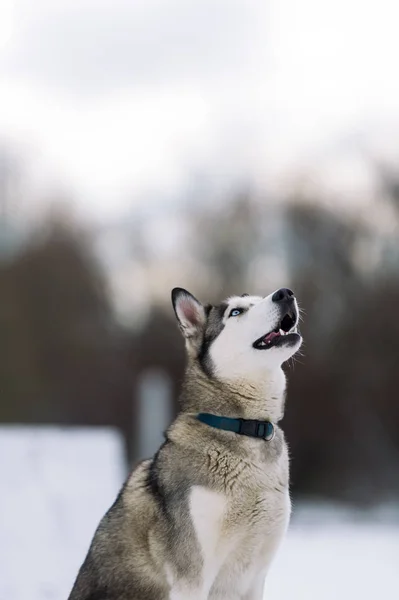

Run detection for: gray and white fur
[[68, 287, 302, 600]]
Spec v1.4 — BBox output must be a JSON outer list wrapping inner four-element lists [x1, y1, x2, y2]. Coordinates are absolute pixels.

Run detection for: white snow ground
[[0, 426, 398, 600], [0, 426, 126, 600], [266, 503, 399, 600]]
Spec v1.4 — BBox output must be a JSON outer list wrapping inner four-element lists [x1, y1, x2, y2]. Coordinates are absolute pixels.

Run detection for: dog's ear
[[171, 288, 206, 339]]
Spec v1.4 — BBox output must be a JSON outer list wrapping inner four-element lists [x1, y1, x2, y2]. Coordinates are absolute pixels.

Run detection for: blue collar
[[197, 413, 275, 441]]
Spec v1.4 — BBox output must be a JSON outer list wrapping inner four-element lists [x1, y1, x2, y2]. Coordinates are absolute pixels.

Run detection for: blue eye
[[229, 308, 243, 317]]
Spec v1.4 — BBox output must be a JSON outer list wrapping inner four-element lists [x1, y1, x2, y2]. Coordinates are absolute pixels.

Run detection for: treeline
[[1, 171, 399, 503]]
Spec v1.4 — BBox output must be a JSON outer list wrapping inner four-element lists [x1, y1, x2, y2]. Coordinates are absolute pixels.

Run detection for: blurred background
[[1, 1, 399, 599]]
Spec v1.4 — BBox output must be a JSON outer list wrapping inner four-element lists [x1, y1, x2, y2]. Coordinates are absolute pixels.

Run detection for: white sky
[[1, 0, 399, 219]]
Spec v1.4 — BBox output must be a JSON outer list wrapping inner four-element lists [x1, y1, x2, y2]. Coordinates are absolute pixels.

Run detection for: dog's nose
[[272, 288, 294, 303]]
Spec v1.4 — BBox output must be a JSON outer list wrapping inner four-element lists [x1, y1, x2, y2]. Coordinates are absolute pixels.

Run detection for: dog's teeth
[[279, 329, 285, 336]]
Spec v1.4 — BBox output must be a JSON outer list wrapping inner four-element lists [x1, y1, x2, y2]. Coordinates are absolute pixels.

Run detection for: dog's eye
[[229, 308, 243, 317]]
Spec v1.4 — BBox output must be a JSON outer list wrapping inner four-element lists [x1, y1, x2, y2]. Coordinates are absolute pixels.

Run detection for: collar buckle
[[231, 416, 275, 441]]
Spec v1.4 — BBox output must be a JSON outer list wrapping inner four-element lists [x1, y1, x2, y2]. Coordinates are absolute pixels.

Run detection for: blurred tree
[[0, 213, 132, 439], [283, 199, 399, 502]]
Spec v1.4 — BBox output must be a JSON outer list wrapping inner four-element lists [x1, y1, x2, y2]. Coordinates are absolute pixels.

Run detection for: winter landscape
[[2, 2, 399, 599]]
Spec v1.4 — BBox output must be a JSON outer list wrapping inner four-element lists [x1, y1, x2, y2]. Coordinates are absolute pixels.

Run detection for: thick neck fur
[[179, 361, 287, 423]]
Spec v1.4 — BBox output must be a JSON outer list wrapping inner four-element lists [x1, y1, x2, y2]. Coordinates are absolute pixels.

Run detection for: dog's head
[[172, 288, 302, 383]]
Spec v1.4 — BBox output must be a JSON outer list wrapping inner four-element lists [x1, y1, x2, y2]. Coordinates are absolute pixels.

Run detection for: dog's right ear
[[171, 288, 206, 339]]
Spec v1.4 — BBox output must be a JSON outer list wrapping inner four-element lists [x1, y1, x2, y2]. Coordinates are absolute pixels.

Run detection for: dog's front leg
[[168, 587, 209, 600], [241, 572, 266, 600]]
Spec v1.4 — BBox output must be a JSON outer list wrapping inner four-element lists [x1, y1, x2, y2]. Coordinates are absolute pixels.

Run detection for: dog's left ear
[[171, 288, 206, 339]]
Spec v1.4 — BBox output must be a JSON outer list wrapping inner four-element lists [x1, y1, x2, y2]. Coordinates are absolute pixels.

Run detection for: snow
[[1, 426, 398, 600], [0, 426, 126, 600], [266, 504, 399, 600]]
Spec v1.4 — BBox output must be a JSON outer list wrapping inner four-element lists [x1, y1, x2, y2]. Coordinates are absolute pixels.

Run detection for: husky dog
[[68, 287, 302, 600]]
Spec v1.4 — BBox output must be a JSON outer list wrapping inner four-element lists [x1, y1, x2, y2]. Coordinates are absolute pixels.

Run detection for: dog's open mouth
[[253, 312, 299, 350]]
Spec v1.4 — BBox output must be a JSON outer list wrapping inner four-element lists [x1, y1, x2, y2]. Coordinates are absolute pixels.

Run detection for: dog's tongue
[[264, 331, 280, 344]]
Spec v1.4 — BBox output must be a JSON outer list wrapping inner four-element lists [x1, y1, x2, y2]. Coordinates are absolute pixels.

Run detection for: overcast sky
[[1, 0, 399, 219]]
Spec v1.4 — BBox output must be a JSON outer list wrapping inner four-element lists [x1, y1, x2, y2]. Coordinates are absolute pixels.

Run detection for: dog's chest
[[222, 481, 290, 573], [189, 449, 290, 597]]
